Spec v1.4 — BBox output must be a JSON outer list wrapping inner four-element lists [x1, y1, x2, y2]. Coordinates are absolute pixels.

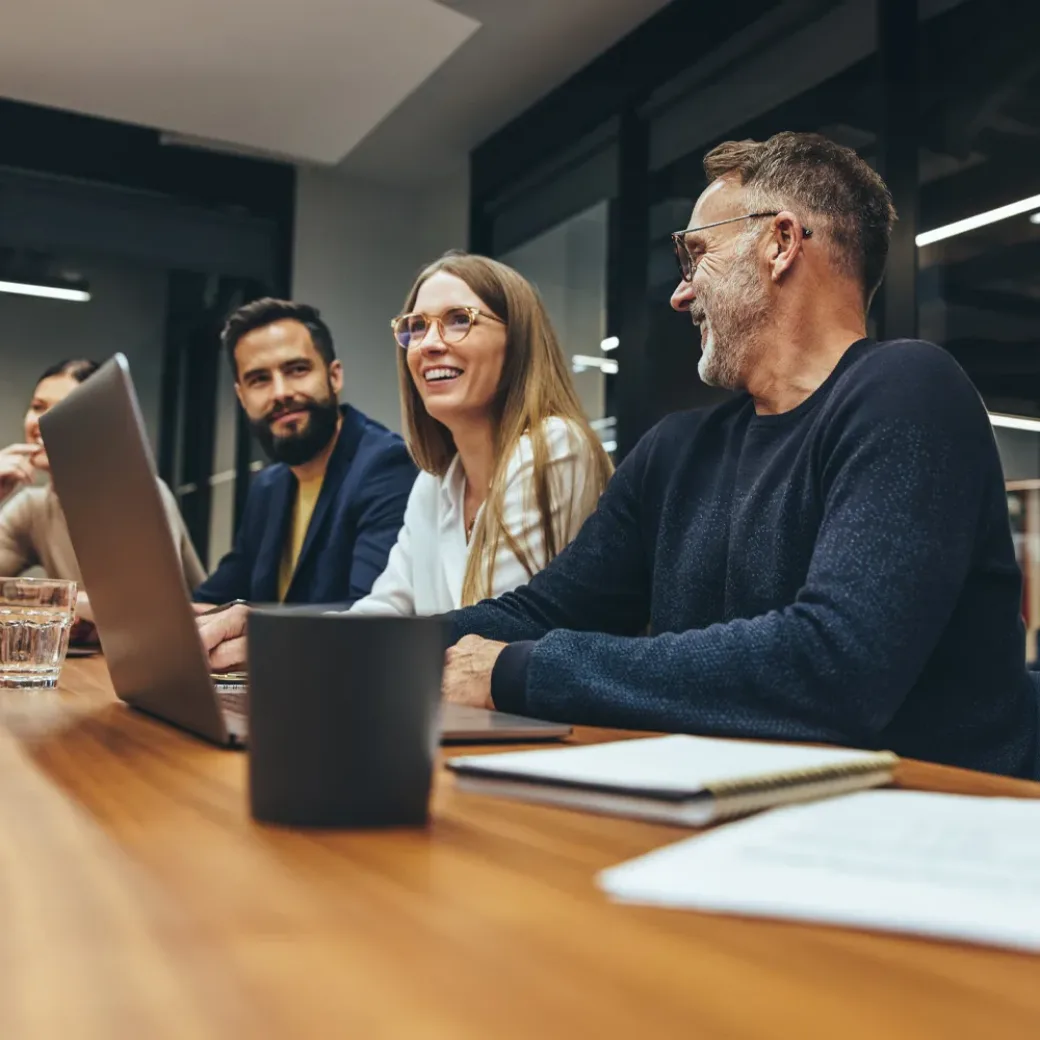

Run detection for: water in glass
[[0, 578, 77, 689]]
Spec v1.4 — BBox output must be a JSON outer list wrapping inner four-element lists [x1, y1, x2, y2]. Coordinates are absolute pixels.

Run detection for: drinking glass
[[0, 577, 77, 689]]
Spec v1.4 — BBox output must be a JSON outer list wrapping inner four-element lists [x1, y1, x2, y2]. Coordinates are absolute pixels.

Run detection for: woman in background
[[0, 359, 205, 635], [350, 250, 613, 614]]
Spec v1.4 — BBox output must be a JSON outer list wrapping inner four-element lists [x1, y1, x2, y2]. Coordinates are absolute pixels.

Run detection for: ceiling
[[340, 0, 674, 184], [0, 0, 478, 165], [0, 0, 672, 180]]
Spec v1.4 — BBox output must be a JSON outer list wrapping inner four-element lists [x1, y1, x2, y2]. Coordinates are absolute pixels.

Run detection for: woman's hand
[[0, 444, 40, 500]]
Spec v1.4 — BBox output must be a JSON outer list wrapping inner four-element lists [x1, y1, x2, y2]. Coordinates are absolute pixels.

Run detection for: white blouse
[[349, 417, 597, 616]]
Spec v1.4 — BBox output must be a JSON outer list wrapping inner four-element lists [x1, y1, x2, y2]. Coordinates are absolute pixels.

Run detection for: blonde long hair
[[396, 252, 614, 606]]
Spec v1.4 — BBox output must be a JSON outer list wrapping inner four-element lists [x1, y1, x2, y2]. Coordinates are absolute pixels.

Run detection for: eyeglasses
[[670, 212, 814, 281], [390, 306, 505, 350]]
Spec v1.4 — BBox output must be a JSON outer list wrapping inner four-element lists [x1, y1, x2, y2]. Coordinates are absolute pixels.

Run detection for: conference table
[[1, 659, 1039, 1039]]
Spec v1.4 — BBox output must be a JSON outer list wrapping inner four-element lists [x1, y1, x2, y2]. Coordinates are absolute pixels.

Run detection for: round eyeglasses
[[390, 306, 505, 350]]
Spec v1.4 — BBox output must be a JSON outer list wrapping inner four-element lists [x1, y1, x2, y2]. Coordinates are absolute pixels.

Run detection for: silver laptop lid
[[40, 354, 229, 744]]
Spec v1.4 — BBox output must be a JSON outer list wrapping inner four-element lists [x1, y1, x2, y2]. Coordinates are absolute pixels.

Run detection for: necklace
[[463, 469, 489, 544]]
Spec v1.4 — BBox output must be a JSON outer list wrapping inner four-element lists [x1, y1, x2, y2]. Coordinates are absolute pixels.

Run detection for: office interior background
[[2, 0, 1039, 631]]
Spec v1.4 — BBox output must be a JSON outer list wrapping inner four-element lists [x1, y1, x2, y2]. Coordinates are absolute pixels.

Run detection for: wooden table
[[1, 659, 1039, 1039]]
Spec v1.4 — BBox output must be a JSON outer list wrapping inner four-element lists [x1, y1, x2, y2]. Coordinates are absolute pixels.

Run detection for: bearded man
[[439, 131, 1039, 778], [192, 298, 416, 606]]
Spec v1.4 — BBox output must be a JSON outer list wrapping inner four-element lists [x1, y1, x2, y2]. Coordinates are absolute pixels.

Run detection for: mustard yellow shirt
[[277, 472, 325, 601]]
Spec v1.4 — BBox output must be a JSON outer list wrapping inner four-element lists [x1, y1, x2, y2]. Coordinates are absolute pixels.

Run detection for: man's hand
[[442, 635, 507, 710], [197, 602, 250, 672], [69, 616, 98, 645], [0, 445, 40, 500], [67, 594, 97, 646]]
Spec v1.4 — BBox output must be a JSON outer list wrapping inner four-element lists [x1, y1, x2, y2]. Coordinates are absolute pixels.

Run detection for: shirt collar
[[440, 452, 466, 511]]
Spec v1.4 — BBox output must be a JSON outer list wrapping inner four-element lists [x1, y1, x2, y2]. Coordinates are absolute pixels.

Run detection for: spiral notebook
[[448, 734, 897, 826]]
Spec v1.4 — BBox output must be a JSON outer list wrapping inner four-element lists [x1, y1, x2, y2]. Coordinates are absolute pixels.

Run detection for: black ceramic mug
[[246, 609, 449, 827]]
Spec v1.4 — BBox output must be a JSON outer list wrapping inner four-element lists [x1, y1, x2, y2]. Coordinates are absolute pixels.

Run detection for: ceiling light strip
[[0, 279, 91, 302], [572, 354, 619, 374], [989, 413, 1040, 434], [917, 194, 1040, 247]]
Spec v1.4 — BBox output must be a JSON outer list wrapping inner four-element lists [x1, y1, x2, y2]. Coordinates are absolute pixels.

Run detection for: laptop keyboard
[[216, 686, 248, 718]]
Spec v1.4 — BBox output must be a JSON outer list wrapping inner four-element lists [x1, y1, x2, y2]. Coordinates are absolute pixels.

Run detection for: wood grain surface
[[0, 658, 1038, 1039]]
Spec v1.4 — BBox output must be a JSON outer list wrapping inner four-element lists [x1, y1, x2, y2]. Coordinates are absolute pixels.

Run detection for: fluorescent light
[[917, 193, 1040, 247], [0, 279, 91, 302], [601, 439, 618, 453], [1030, 212, 1040, 226], [989, 413, 1040, 433], [572, 355, 618, 375], [600, 336, 619, 352]]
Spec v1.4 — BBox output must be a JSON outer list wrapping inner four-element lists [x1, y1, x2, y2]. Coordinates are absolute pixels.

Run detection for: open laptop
[[41, 354, 571, 747]]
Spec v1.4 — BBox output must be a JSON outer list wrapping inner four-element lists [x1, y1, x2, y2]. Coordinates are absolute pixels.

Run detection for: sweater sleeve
[[480, 347, 1004, 746], [450, 427, 654, 645], [0, 489, 38, 577]]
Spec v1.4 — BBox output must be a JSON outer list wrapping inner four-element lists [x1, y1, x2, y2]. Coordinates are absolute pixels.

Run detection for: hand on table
[[197, 602, 251, 672], [69, 594, 98, 645], [0, 444, 41, 500], [69, 617, 98, 644], [442, 635, 507, 710]]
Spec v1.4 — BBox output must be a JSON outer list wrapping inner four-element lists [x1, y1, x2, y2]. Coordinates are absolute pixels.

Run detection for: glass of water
[[0, 577, 77, 689]]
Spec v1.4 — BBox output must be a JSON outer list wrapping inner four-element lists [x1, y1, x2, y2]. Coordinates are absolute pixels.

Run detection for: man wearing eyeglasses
[[192, 298, 416, 608], [443, 131, 1039, 778]]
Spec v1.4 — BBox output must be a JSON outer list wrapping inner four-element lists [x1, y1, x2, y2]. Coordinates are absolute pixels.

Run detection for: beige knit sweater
[[0, 481, 206, 598]]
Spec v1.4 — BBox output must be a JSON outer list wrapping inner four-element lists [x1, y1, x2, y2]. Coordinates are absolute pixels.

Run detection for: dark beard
[[252, 394, 340, 467]]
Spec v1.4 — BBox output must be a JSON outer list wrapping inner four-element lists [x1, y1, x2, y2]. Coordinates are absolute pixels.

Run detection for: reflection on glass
[[499, 202, 610, 439], [995, 419, 1040, 661], [917, 0, 1040, 420]]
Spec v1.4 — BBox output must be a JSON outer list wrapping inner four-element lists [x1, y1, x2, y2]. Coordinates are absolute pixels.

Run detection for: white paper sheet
[[598, 789, 1040, 953], [450, 734, 888, 794]]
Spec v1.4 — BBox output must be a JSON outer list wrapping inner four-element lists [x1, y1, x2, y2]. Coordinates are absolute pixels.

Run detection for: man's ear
[[768, 210, 807, 283], [328, 360, 344, 397], [233, 380, 245, 408]]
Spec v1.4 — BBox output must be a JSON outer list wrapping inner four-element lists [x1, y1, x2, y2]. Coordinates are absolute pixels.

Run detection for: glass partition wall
[[500, 202, 614, 451], [471, 0, 1040, 651]]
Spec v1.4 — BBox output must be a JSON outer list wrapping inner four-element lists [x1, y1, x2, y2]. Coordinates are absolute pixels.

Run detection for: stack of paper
[[598, 789, 1040, 953]]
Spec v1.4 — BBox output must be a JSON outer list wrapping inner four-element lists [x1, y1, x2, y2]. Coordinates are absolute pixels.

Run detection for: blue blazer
[[194, 405, 416, 605]]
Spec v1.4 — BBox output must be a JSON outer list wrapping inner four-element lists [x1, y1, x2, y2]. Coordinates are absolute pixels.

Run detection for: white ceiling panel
[[0, 0, 479, 164], [342, 0, 674, 183]]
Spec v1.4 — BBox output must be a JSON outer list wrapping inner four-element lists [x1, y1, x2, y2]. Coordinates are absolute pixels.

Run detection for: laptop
[[41, 354, 571, 747]]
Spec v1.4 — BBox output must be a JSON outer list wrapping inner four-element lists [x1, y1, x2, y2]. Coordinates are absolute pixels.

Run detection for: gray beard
[[696, 250, 770, 390]]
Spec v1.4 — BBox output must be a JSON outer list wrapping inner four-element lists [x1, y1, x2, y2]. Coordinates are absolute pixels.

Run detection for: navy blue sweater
[[451, 339, 1039, 778]]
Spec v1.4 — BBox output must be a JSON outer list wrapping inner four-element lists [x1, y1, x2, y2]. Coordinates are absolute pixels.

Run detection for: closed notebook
[[447, 734, 897, 826]]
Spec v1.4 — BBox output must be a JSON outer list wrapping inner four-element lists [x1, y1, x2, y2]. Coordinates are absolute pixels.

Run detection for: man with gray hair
[[439, 131, 1038, 777]]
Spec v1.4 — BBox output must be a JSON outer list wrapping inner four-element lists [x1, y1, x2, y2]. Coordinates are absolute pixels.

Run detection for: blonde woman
[[350, 250, 613, 614], [197, 252, 613, 670]]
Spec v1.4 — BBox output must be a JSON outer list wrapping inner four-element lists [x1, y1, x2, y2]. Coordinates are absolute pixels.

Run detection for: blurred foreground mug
[[246, 609, 449, 827]]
